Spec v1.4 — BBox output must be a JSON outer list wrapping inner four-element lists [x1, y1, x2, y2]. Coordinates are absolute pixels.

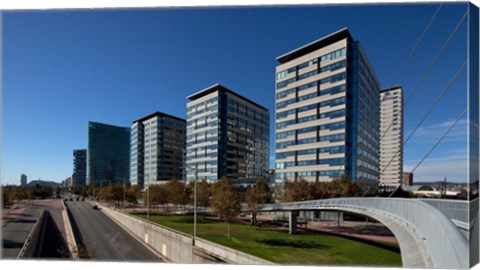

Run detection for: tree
[[126, 185, 142, 205], [189, 179, 211, 212], [245, 179, 271, 226], [146, 184, 169, 213], [102, 184, 124, 206], [211, 177, 241, 240], [55, 186, 62, 199], [14, 187, 28, 202], [284, 177, 312, 202], [2, 187, 13, 208], [327, 175, 361, 198], [309, 181, 330, 199], [165, 179, 188, 213]]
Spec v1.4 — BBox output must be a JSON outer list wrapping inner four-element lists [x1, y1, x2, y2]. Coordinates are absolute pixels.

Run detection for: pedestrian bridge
[[261, 198, 476, 269]]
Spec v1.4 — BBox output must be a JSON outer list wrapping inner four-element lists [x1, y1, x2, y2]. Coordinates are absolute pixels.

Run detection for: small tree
[[126, 185, 142, 205], [2, 187, 13, 208], [285, 177, 312, 202], [310, 180, 330, 199], [14, 187, 28, 202], [245, 179, 271, 226], [165, 179, 188, 213], [328, 175, 361, 198], [102, 184, 124, 207], [190, 179, 211, 213], [211, 177, 241, 240], [146, 184, 169, 213], [55, 186, 62, 199]]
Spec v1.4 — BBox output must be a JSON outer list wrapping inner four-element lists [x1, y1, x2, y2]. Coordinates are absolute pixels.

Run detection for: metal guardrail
[[262, 198, 469, 269], [419, 198, 478, 224], [17, 209, 46, 258]]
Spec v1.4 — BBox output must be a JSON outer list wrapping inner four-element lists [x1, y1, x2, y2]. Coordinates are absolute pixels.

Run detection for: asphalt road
[[65, 201, 162, 262]]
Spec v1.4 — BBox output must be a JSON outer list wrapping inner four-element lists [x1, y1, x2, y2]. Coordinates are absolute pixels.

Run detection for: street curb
[[62, 200, 79, 259]]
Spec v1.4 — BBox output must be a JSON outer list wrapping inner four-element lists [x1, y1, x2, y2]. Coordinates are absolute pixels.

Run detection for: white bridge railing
[[262, 198, 470, 269]]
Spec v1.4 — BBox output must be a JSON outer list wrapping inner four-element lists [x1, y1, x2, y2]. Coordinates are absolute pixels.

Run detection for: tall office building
[[274, 28, 380, 191], [130, 112, 186, 189], [87, 122, 130, 188], [380, 86, 404, 187], [72, 149, 87, 188], [20, 174, 27, 187], [186, 84, 270, 185]]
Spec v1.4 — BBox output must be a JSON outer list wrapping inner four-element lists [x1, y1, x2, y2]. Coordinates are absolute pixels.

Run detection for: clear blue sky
[[2, 2, 470, 185]]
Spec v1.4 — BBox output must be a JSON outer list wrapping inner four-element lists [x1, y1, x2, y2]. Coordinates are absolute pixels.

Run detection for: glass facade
[[72, 149, 87, 187], [87, 122, 130, 188], [186, 85, 269, 184], [130, 112, 186, 189], [274, 29, 380, 191]]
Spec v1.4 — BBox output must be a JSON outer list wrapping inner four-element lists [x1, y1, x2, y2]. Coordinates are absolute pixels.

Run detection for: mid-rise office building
[[186, 84, 270, 185], [20, 174, 27, 187], [72, 149, 87, 188], [380, 86, 404, 187], [87, 121, 130, 188], [130, 112, 186, 189], [274, 28, 380, 191]]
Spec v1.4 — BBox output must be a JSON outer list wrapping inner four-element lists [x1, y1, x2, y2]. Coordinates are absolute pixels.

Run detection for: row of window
[[276, 169, 344, 180], [276, 108, 346, 129], [276, 145, 345, 160], [276, 60, 346, 89], [187, 96, 219, 113], [276, 76, 346, 109], [276, 157, 345, 169], [277, 133, 345, 148], [276, 47, 347, 80]]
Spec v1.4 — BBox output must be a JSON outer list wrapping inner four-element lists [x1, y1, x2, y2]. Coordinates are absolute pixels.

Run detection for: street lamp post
[[122, 178, 126, 211], [146, 174, 150, 221], [183, 164, 198, 244], [194, 163, 198, 244]]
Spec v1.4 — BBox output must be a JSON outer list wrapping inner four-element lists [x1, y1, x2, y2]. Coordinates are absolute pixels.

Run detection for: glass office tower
[[186, 84, 270, 185], [274, 28, 380, 192], [87, 121, 130, 188], [130, 112, 186, 189], [72, 149, 87, 188]]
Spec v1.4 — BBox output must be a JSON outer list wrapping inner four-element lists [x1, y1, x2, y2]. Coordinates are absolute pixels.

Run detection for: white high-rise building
[[379, 86, 404, 187], [20, 174, 27, 187]]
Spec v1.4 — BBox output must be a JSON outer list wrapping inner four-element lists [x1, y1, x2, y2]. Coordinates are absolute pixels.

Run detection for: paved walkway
[[2, 199, 69, 259], [2, 203, 44, 258], [237, 214, 399, 244]]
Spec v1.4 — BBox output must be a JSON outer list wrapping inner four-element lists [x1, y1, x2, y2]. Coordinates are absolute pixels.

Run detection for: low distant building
[[403, 172, 413, 186], [20, 174, 27, 187], [402, 184, 465, 198]]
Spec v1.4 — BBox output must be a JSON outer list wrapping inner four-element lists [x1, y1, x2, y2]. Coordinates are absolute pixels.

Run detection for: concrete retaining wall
[[17, 209, 46, 258], [61, 201, 78, 259], [101, 206, 196, 263], [101, 205, 273, 264], [195, 238, 275, 265]]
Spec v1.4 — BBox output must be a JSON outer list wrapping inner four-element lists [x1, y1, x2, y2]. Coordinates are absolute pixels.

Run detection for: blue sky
[[1, 2, 471, 185]]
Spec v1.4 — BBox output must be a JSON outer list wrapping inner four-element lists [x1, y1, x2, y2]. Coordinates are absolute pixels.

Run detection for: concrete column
[[289, 211, 298, 234]]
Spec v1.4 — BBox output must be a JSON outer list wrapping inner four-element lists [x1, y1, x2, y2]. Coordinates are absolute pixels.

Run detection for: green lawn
[[133, 212, 401, 266]]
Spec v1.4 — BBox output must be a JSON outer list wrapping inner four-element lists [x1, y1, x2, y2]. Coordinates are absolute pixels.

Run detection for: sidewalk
[[2, 204, 27, 227]]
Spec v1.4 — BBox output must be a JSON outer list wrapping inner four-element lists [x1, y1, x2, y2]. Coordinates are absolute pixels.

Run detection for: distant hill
[[26, 180, 61, 188]]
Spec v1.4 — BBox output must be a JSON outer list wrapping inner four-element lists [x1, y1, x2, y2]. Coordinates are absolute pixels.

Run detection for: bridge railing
[[419, 198, 477, 223], [262, 198, 469, 269]]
